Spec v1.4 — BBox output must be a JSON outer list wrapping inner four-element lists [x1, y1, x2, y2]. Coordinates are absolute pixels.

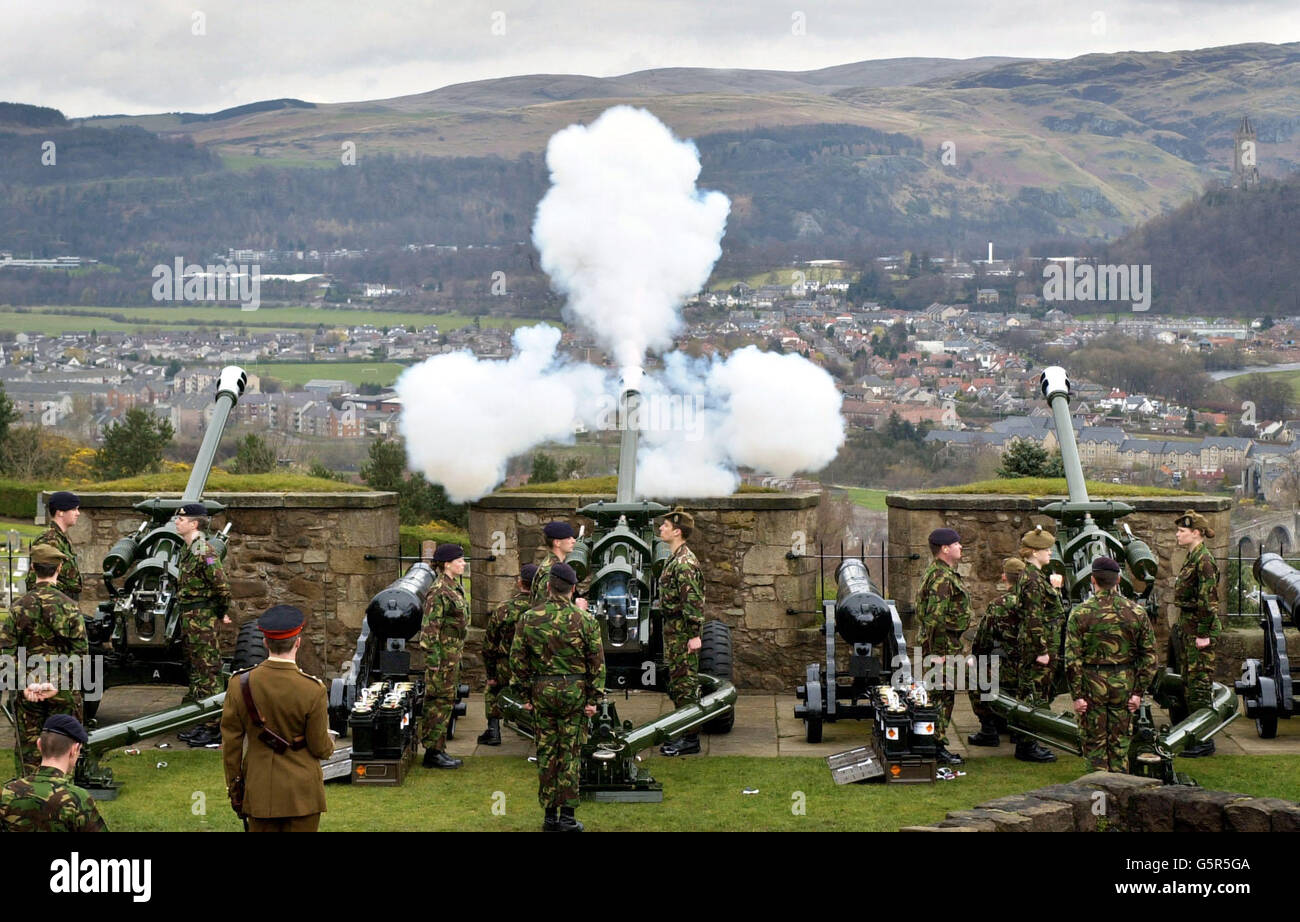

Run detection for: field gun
[[1234, 552, 1297, 738]]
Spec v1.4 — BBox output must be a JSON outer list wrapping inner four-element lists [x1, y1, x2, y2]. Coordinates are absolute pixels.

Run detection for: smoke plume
[[532, 105, 730, 381], [396, 325, 608, 502]]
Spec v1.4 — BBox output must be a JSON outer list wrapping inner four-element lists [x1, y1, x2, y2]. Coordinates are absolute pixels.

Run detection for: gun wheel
[[1256, 715, 1278, 739], [232, 619, 268, 671], [804, 717, 823, 744], [699, 620, 734, 734]]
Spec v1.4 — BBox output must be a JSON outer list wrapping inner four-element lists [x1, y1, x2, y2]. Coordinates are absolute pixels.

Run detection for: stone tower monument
[[1233, 116, 1260, 190]]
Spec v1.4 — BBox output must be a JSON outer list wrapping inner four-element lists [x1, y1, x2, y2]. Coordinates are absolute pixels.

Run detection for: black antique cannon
[[1235, 553, 1297, 738]]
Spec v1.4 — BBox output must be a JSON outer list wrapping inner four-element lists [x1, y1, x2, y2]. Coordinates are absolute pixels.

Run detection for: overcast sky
[[5, 0, 1299, 117]]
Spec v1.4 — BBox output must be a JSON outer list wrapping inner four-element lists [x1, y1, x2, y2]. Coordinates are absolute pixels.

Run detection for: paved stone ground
[[7, 684, 1293, 760]]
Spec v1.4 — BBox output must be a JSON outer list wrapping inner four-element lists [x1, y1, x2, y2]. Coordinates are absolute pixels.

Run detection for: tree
[[0, 426, 71, 480], [1236, 373, 1291, 423], [360, 439, 467, 526], [230, 434, 277, 474], [308, 460, 349, 483], [0, 382, 18, 470], [997, 438, 1065, 478], [93, 408, 175, 479], [530, 452, 559, 484], [560, 456, 587, 480], [1185, 409, 1197, 432], [360, 439, 406, 492]]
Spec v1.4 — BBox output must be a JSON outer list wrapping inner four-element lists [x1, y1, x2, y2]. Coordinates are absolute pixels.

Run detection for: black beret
[[178, 502, 208, 517], [258, 604, 305, 639], [42, 713, 88, 745], [432, 543, 465, 563], [1093, 556, 1121, 574], [48, 491, 81, 512], [543, 521, 577, 540], [520, 563, 539, 585], [550, 562, 578, 586], [928, 527, 960, 547]]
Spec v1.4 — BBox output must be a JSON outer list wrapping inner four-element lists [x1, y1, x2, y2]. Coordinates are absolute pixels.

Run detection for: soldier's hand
[[584, 704, 597, 717], [523, 702, 533, 711], [1049, 573, 1064, 589], [576, 598, 589, 611], [1074, 698, 1088, 715], [1195, 637, 1210, 650], [1036, 654, 1050, 665], [687, 636, 702, 652], [487, 679, 497, 687], [221, 615, 232, 625], [23, 682, 57, 702], [1127, 695, 1142, 712]]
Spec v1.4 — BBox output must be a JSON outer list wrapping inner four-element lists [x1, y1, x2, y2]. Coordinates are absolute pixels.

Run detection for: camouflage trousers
[[181, 607, 223, 704], [1077, 666, 1137, 772], [1019, 655, 1056, 708], [421, 641, 464, 751], [1180, 628, 1216, 713], [968, 650, 1018, 722], [531, 680, 587, 809], [663, 624, 699, 708], [11, 693, 82, 779], [484, 665, 511, 720]]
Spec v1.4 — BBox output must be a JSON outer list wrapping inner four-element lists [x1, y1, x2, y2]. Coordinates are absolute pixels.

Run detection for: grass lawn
[[933, 478, 1194, 497], [1225, 368, 1300, 402], [245, 362, 410, 387], [0, 517, 44, 539], [35, 751, 1297, 832], [845, 487, 888, 510], [0, 306, 534, 334]]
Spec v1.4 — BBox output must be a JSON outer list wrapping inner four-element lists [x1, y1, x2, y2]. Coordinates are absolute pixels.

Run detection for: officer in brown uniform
[[220, 605, 335, 832]]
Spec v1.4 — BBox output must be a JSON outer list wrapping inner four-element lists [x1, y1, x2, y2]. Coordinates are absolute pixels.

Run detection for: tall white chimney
[[987, 241, 993, 263]]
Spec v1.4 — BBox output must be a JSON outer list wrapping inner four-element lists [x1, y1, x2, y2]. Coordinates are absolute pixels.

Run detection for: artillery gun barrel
[[1153, 672, 1239, 753], [85, 691, 227, 753], [1254, 552, 1300, 613], [615, 387, 640, 504], [834, 558, 893, 646], [182, 366, 247, 501], [1040, 366, 1088, 504]]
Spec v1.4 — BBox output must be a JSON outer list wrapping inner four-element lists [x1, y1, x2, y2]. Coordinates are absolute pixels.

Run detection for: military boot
[[543, 807, 560, 832], [1181, 739, 1215, 758], [557, 805, 584, 832], [185, 724, 221, 748], [477, 718, 502, 746], [967, 716, 1001, 747], [660, 733, 700, 756], [935, 745, 964, 765], [423, 749, 462, 769], [1015, 739, 1057, 762]]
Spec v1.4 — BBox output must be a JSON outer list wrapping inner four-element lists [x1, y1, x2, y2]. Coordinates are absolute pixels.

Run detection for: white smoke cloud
[[636, 347, 846, 498], [397, 324, 609, 502], [532, 105, 730, 380]]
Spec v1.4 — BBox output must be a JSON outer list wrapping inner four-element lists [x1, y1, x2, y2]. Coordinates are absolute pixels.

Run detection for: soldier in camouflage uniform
[[509, 562, 605, 832], [657, 506, 705, 757], [421, 543, 468, 769], [530, 521, 587, 609], [1173, 510, 1221, 757], [1, 543, 88, 778], [0, 715, 106, 832], [30, 491, 83, 601], [478, 563, 537, 745], [966, 557, 1025, 747], [173, 502, 232, 747], [914, 527, 968, 765], [1014, 525, 1064, 763], [1065, 556, 1158, 773]]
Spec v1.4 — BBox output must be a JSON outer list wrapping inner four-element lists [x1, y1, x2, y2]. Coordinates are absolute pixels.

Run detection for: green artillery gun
[[73, 367, 268, 795], [1234, 552, 1297, 738], [983, 366, 1239, 782], [496, 384, 737, 801]]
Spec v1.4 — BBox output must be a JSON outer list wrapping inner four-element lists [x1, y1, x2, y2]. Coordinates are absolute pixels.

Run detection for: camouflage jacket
[[915, 559, 970, 656], [508, 598, 606, 707], [528, 551, 560, 606], [972, 574, 1022, 657], [0, 766, 108, 832], [1173, 541, 1221, 640], [1064, 587, 1158, 701], [420, 573, 468, 665], [1, 584, 88, 710], [1016, 565, 1065, 660], [484, 591, 531, 677], [175, 535, 231, 615], [30, 526, 82, 599], [658, 544, 705, 636]]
